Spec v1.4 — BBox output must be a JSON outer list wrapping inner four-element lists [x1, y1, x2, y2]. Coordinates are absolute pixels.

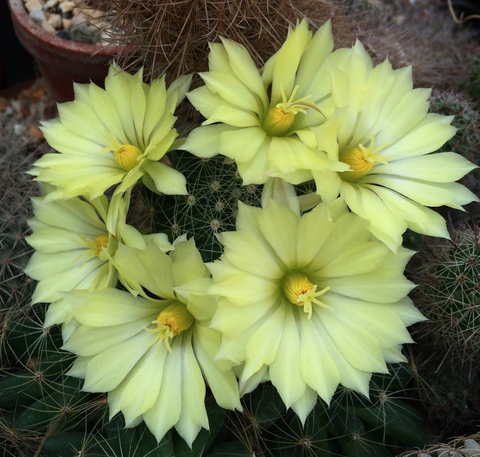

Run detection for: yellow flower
[[182, 20, 348, 185], [208, 200, 424, 423], [306, 41, 478, 251], [30, 65, 191, 201], [62, 239, 241, 446], [25, 193, 172, 340]]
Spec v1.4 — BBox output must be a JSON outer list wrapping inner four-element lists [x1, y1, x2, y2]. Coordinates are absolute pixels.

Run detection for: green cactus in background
[[141, 150, 262, 263], [0, 119, 45, 323], [399, 431, 480, 457], [429, 89, 480, 215], [415, 223, 480, 366], [220, 364, 428, 457], [408, 222, 480, 438]]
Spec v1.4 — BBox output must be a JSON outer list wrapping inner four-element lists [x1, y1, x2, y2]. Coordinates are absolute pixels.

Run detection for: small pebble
[[41, 19, 56, 34], [59, 1, 75, 14], [82, 8, 103, 19], [24, 0, 42, 12], [62, 18, 73, 29], [44, 0, 59, 7], [47, 13, 62, 29], [29, 8, 46, 24]]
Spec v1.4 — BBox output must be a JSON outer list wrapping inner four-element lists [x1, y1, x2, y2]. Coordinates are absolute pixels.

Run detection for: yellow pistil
[[93, 235, 109, 256], [74, 233, 110, 266], [114, 144, 142, 171], [263, 107, 296, 137], [282, 271, 331, 319], [144, 301, 194, 353], [263, 85, 323, 137], [340, 134, 391, 182]]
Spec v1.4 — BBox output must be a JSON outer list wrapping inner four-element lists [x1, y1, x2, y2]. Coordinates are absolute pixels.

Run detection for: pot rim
[[8, 0, 126, 56]]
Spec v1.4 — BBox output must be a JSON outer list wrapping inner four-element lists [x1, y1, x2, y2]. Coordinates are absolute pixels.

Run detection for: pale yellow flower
[[25, 193, 171, 340], [62, 239, 241, 446], [182, 20, 348, 185], [302, 41, 478, 250], [208, 199, 424, 422], [30, 66, 191, 201]]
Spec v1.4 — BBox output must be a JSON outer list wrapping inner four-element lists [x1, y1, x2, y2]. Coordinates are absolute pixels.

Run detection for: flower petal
[[362, 175, 479, 210], [341, 182, 407, 252], [372, 152, 477, 183], [269, 304, 306, 408], [199, 71, 261, 113], [219, 230, 284, 279], [300, 314, 340, 404], [323, 249, 415, 304], [114, 242, 176, 300], [65, 288, 161, 327], [193, 325, 242, 411], [108, 343, 167, 426], [175, 332, 209, 447], [143, 335, 183, 442], [220, 37, 268, 108], [182, 125, 236, 158], [145, 162, 188, 196], [320, 307, 388, 374], [364, 184, 450, 239], [219, 127, 267, 163], [83, 330, 154, 392], [63, 316, 153, 357], [258, 200, 298, 269], [170, 239, 209, 287]]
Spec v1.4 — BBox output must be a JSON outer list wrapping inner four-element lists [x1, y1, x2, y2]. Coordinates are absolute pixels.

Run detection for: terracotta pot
[[8, 0, 126, 102]]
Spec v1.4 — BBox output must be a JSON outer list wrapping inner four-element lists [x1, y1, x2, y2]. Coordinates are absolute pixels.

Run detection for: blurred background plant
[[2, 0, 480, 455]]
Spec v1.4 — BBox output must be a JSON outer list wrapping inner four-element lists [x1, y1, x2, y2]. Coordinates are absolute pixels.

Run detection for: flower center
[[340, 134, 391, 182], [263, 85, 323, 137], [263, 107, 296, 137], [93, 235, 109, 256], [114, 144, 142, 171], [145, 301, 194, 352], [281, 271, 331, 319]]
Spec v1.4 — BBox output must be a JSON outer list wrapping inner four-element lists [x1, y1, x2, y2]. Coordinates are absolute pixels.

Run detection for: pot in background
[[8, 0, 126, 103]]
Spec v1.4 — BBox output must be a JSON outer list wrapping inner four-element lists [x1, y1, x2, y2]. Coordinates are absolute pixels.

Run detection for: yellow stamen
[[73, 233, 110, 266], [114, 144, 142, 171], [282, 271, 332, 319], [144, 301, 194, 353], [263, 85, 324, 137], [264, 107, 296, 137], [340, 134, 391, 182], [93, 235, 109, 256]]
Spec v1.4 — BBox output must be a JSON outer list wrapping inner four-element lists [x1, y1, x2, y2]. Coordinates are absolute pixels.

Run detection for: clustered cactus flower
[[24, 19, 477, 448]]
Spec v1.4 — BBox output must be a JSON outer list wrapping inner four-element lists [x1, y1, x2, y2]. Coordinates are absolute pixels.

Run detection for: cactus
[[141, 151, 262, 263], [222, 364, 428, 457], [399, 431, 480, 457], [462, 56, 480, 107], [0, 118, 46, 314], [91, 0, 358, 82], [407, 222, 480, 438], [429, 89, 480, 214], [414, 223, 480, 366]]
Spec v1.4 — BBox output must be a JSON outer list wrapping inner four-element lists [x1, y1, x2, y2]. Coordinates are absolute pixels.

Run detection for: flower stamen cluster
[[144, 301, 195, 352], [281, 271, 331, 319], [340, 135, 391, 182]]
